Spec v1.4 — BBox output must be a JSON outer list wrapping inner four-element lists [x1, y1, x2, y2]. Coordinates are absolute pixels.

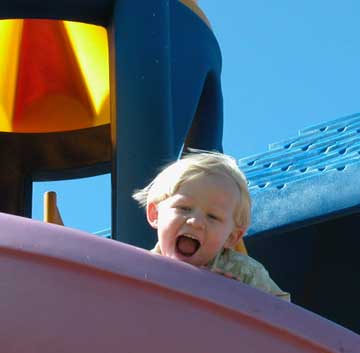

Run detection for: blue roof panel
[[239, 113, 360, 235]]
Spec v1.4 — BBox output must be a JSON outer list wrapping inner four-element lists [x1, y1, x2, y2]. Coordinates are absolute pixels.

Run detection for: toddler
[[133, 151, 290, 301]]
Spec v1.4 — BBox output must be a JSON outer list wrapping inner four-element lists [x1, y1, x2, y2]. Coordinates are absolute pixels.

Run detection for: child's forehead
[[170, 176, 240, 214], [179, 170, 235, 187], [177, 172, 239, 197]]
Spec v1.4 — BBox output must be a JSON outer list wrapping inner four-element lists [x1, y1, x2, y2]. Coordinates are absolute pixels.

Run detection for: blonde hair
[[133, 150, 251, 231]]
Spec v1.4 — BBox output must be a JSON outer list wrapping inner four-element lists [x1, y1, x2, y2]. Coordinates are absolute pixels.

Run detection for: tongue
[[176, 236, 199, 257]]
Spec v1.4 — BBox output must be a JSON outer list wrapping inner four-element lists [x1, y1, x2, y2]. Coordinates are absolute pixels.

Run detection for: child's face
[[147, 173, 243, 266]]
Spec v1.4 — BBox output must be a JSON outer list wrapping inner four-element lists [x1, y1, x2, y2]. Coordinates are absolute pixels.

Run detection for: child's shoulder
[[208, 248, 267, 282], [224, 248, 266, 271], [215, 249, 291, 301]]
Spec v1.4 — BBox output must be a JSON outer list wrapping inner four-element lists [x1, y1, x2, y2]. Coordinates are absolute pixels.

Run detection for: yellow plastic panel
[[0, 19, 110, 133], [0, 20, 23, 132], [13, 20, 95, 132], [64, 21, 110, 126]]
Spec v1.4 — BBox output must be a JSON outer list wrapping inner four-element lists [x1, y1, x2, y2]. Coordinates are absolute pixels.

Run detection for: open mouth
[[176, 234, 200, 257]]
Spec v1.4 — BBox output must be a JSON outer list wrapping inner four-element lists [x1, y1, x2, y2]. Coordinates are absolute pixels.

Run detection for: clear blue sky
[[32, 0, 360, 233]]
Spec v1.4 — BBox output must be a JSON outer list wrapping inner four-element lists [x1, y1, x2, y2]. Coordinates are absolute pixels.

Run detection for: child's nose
[[186, 212, 205, 229]]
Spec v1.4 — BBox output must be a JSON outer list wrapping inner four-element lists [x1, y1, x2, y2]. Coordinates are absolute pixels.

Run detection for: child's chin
[[173, 252, 205, 267], [173, 252, 193, 262]]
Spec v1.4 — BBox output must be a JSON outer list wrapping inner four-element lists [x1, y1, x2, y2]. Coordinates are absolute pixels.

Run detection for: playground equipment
[[0, 0, 222, 249], [1, 211, 359, 352], [0, 0, 359, 351]]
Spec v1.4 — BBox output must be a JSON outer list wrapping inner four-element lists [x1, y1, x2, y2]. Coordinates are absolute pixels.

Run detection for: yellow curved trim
[[179, 0, 212, 29], [0, 20, 23, 132]]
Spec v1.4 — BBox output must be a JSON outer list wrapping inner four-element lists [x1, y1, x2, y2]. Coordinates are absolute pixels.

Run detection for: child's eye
[[177, 205, 191, 212], [208, 213, 220, 221]]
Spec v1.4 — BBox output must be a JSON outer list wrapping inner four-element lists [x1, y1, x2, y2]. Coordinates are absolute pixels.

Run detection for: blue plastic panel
[[238, 113, 360, 235]]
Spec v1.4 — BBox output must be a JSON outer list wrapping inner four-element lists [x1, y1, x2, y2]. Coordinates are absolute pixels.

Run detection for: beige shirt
[[152, 243, 290, 301]]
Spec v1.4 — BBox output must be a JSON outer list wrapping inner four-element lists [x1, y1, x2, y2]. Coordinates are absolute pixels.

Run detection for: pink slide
[[0, 212, 358, 352]]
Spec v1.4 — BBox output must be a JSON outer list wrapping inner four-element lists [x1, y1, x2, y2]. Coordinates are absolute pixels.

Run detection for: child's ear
[[224, 227, 244, 249], [146, 202, 158, 229]]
